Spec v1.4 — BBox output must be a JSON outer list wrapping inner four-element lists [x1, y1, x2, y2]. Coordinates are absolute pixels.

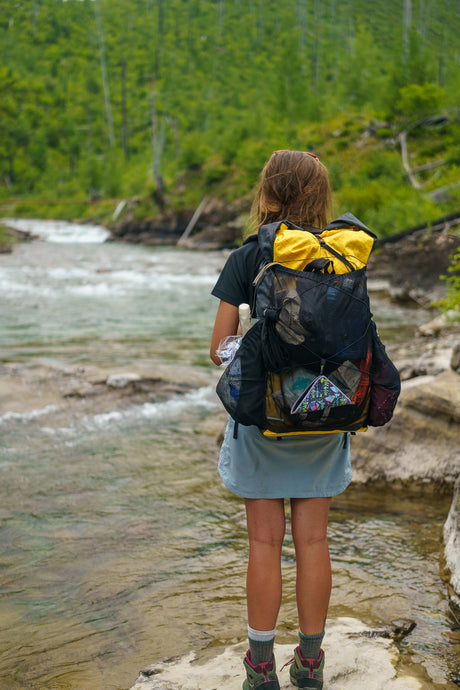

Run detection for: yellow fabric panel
[[273, 224, 322, 271], [273, 224, 374, 274]]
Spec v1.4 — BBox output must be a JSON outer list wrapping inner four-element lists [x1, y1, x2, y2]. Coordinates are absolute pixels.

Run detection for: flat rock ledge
[[129, 617, 429, 690], [0, 361, 216, 419]]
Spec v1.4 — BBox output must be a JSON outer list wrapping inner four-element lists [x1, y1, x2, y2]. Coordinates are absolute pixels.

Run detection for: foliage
[[1, 0, 460, 235], [396, 83, 447, 121], [437, 246, 460, 320]]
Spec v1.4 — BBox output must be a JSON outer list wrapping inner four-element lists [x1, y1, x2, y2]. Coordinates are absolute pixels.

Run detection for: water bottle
[[239, 303, 251, 336]]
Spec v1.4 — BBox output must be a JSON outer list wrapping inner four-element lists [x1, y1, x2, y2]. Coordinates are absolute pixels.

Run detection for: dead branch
[[412, 159, 446, 174], [398, 131, 421, 189]]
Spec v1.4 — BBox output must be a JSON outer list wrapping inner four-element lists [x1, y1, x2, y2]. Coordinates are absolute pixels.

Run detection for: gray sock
[[299, 630, 324, 659], [248, 636, 275, 665]]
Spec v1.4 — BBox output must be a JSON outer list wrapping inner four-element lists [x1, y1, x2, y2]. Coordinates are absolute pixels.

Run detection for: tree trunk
[[150, 80, 165, 209], [94, 0, 115, 147], [311, 0, 320, 83], [154, 0, 163, 79], [403, 0, 411, 58], [297, 0, 307, 60], [121, 52, 128, 160]]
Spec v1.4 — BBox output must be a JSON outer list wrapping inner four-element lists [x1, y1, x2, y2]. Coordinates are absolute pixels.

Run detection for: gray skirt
[[218, 419, 352, 499]]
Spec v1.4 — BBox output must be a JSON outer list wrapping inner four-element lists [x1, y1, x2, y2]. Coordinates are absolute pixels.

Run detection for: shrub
[[179, 136, 210, 171], [437, 246, 460, 321], [203, 155, 228, 185], [396, 83, 446, 121]]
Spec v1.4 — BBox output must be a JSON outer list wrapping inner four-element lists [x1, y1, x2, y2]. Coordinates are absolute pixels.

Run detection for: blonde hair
[[250, 150, 332, 233]]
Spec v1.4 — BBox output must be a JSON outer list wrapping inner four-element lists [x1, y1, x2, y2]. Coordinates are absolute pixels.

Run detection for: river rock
[[351, 369, 460, 487], [416, 314, 448, 337], [129, 617, 426, 689]]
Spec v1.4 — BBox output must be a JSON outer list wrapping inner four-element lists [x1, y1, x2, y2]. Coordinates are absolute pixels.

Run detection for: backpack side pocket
[[368, 321, 401, 426], [216, 320, 267, 428]]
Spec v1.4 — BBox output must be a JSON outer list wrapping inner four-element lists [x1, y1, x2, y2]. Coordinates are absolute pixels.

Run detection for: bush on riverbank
[[438, 246, 460, 321]]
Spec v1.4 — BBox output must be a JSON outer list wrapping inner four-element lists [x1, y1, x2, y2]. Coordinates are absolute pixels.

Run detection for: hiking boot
[[287, 646, 324, 689], [242, 650, 280, 690]]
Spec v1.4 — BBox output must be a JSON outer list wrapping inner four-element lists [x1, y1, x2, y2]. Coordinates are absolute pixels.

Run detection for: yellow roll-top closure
[[273, 222, 374, 274]]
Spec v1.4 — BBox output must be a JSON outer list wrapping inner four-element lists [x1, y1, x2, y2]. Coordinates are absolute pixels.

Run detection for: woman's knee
[[292, 530, 328, 553], [245, 498, 286, 549], [290, 496, 331, 549], [248, 529, 285, 552]]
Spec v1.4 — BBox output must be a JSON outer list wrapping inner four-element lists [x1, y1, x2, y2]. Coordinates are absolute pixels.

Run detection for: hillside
[[1, 0, 460, 237]]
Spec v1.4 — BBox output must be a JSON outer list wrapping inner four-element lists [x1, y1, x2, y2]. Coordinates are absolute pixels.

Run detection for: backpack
[[216, 213, 401, 437]]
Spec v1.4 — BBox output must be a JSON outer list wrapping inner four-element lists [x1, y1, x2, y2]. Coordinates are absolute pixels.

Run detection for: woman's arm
[[210, 300, 240, 366]]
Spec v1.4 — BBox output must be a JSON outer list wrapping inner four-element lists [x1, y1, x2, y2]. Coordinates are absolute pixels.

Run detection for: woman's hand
[[210, 300, 239, 366]]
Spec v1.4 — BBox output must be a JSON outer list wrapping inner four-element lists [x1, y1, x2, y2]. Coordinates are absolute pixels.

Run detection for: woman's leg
[[290, 496, 332, 635], [245, 498, 286, 631]]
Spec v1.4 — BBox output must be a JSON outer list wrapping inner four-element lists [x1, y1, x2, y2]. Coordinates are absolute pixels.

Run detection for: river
[[0, 220, 458, 689]]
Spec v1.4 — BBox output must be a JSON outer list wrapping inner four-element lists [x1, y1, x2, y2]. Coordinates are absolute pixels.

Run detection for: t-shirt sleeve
[[211, 242, 258, 307]]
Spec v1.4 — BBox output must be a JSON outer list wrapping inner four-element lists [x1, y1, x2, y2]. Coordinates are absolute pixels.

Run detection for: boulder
[[443, 478, 460, 608], [129, 617, 427, 689], [452, 342, 460, 372], [368, 224, 460, 297]]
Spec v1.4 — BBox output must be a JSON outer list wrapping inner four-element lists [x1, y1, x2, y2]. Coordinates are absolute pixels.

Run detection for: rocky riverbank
[[130, 618, 432, 690], [109, 196, 250, 249]]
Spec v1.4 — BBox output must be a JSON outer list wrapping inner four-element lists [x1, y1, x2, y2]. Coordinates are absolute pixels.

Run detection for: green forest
[[1, 0, 460, 236]]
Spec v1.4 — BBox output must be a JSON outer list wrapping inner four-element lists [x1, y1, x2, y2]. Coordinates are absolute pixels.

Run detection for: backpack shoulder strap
[[243, 233, 264, 316]]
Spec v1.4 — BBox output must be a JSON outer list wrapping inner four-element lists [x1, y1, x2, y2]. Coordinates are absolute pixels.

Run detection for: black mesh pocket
[[216, 320, 267, 428], [368, 321, 401, 426]]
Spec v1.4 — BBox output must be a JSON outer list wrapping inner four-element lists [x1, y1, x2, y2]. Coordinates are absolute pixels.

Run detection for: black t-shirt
[[211, 238, 259, 309]]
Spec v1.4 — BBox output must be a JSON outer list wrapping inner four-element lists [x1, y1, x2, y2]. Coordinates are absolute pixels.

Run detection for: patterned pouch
[[290, 374, 352, 414]]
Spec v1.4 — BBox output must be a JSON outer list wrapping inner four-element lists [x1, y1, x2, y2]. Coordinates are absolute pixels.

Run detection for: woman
[[210, 150, 351, 690]]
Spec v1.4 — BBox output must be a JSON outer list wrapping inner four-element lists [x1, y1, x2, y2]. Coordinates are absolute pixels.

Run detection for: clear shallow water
[[0, 221, 457, 689], [0, 236, 222, 367]]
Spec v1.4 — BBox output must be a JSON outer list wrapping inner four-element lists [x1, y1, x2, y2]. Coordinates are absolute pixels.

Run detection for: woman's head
[[251, 150, 332, 230]]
